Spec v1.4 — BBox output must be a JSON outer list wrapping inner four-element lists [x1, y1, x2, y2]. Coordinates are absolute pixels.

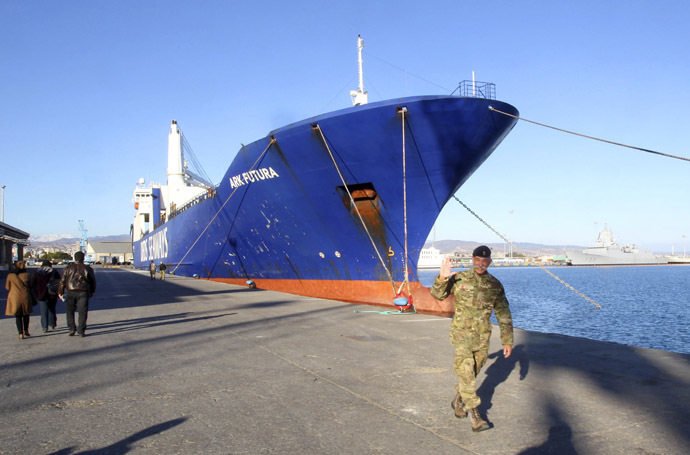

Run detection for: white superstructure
[[417, 246, 445, 269], [131, 121, 212, 242]]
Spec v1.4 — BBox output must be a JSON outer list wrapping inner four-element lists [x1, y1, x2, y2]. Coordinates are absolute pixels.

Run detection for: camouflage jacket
[[431, 269, 513, 348]]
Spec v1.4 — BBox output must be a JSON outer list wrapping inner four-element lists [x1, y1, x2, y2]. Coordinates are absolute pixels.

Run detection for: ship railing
[[166, 187, 218, 223], [453, 80, 496, 100]]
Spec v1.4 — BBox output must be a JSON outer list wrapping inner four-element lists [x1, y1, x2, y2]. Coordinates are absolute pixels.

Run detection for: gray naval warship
[[566, 225, 666, 266]]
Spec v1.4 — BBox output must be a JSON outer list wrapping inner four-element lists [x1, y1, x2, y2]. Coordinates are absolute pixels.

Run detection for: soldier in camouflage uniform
[[431, 245, 513, 432]]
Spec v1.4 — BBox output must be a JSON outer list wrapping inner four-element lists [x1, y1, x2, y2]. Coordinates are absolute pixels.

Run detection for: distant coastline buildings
[[1, 222, 133, 268], [0, 221, 29, 269]]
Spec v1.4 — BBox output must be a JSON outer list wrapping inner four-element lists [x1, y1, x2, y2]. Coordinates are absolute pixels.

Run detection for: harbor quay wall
[[1, 267, 688, 454]]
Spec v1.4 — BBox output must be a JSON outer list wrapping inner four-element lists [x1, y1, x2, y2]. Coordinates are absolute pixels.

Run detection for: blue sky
[[2, 0, 689, 253]]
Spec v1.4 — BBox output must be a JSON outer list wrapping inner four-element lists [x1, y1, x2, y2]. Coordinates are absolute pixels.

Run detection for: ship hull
[[133, 95, 518, 315]]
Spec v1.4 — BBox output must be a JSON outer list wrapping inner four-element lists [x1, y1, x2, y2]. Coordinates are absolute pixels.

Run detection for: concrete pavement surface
[[1, 267, 689, 454]]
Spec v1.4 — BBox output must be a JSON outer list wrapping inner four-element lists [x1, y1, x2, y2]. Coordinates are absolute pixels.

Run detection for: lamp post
[[1, 185, 5, 223], [683, 234, 687, 259], [508, 210, 514, 258]]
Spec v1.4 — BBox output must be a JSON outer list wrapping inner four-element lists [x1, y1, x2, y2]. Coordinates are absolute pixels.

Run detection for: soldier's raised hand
[[439, 257, 456, 279]]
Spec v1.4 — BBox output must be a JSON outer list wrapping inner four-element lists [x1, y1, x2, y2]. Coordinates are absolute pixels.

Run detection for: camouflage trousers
[[453, 345, 489, 410]]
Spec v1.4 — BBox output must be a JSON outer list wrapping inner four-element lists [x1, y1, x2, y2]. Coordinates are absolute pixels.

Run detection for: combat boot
[[468, 407, 490, 432], [451, 392, 467, 418]]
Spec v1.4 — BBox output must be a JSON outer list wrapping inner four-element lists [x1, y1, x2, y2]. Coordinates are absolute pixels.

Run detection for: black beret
[[472, 245, 491, 258]]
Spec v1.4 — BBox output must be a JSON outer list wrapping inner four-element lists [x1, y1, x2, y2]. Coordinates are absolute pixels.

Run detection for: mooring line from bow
[[170, 138, 276, 276], [313, 124, 398, 296], [453, 196, 602, 309], [489, 106, 690, 163], [399, 106, 412, 300]]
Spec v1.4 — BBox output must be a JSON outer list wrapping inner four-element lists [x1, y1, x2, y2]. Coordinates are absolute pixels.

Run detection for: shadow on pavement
[[85, 312, 237, 337], [0, 297, 352, 413], [515, 330, 690, 451], [47, 417, 187, 454], [478, 344, 529, 415], [87, 268, 261, 311], [518, 399, 578, 455]]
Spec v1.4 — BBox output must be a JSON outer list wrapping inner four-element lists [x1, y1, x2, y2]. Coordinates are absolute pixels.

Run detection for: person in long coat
[[5, 261, 34, 339]]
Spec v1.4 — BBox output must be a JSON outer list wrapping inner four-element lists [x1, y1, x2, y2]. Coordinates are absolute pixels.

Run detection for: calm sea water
[[418, 265, 690, 354]]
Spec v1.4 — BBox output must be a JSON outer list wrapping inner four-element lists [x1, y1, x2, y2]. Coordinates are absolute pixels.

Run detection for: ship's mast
[[350, 35, 368, 106]]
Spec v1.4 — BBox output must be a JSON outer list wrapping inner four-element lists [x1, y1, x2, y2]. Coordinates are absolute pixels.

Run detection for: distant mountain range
[[30, 234, 79, 243], [28, 235, 672, 255], [31, 235, 575, 255], [30, 234, 130, 246], [423, 240, 585, 256]]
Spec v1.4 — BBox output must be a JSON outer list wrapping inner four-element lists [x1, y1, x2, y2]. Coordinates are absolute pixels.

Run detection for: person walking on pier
[[58, 251, 96, 337], [29, 260, 61, 332], [149, 260, 156, 280], [5, 261, 34, 339], [431, 245, 513, 432], [159, 262, 166, 280]]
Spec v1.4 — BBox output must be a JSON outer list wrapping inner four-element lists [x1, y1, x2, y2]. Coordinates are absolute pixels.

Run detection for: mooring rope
[[170, 139, 276, 275], [489, 106, 690, 163], [313, 124, 398, 295], [453, 196, 602, 309], [400, 107, 411, 298]]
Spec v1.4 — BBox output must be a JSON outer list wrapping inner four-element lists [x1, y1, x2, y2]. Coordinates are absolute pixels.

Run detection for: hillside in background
[[29, 234, 130, 250], [28, 235, 672, 256]]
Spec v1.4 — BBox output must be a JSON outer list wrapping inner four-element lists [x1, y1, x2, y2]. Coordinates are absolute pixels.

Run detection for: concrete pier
[[1, 268, 689, 454]]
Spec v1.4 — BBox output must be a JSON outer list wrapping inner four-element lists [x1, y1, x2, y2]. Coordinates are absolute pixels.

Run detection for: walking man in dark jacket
[[58, 251, 97, 337]]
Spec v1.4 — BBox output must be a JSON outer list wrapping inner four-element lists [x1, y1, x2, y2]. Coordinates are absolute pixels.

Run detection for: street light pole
[[508, 210, 514, 259], [1, 185, 5, 223], [683, 234, 687, 259]]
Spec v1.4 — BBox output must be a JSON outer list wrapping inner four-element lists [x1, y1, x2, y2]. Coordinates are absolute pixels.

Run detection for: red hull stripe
[[206, 278, 454, 317]]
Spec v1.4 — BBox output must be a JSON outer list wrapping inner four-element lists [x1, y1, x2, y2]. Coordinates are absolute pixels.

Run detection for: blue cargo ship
[[131, 39, 518, 314]]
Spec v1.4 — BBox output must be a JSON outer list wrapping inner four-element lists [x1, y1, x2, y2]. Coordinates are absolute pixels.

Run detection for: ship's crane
[[78, 220, 87, 253]]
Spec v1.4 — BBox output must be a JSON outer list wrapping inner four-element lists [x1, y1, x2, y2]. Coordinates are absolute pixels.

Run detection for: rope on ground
[[489, 106, 690, 163], [453, 196, 602, 309], [354, 308, 417, 315], [170, 139, 276, 275]]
